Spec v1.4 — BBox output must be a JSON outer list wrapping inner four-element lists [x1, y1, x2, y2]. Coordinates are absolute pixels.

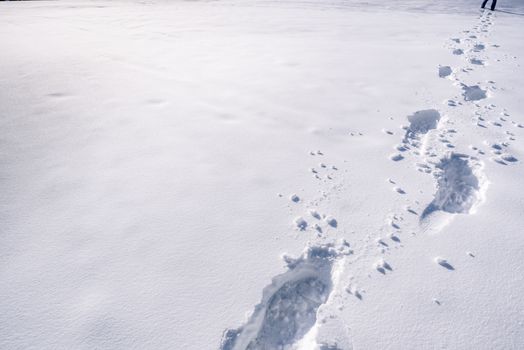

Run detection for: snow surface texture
[[1, 1, 524, 349]]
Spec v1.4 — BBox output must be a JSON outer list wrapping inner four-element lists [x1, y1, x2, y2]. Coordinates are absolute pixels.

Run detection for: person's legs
[[481, 0, 489, 8], [491, 0, 497, 10]]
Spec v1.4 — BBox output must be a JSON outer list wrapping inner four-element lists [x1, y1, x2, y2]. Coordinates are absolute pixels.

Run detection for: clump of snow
[[309, 210, 321, 220], [470, 58, 484, 66], [374, 259, 392, 274], [290, 194, 301, 203], [294, 217, 308, 231], [404, 109, 441, 141], [434, 257, 454, 270], [325, 216, 338, 228], [439, 65, 452, 78]]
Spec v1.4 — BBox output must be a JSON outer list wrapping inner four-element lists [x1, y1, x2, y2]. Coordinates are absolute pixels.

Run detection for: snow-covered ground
[[1, 1, 524, 349]]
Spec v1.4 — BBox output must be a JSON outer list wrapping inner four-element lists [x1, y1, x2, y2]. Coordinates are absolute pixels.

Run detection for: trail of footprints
[[221, 148, 352, 348], [380, 11, 520, 285], [221, 10, 521, 349]]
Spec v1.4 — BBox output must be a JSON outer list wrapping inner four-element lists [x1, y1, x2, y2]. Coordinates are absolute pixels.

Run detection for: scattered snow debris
[[492, 157, 507, 165], [406, 207, 418, 215], [501, 154, 518, 163], [374, 259, 392, 274], [470, 58, 484, 65], [394, 187, 406, 194], [435, 257, 454, 270], [405, 109, 441, 139], [422, 153, 485, 218], [388, 233, 401, 243], [309, 209, 321, 220], [346, 285, 362, 300], [390, 153, 404, 162], [396, 144, 408, 152], [337, 240, 352, 255], [376, 238, 388, 247], [390, 219, 400, 230], [474, 43, 485, 51], [294, 217, 308, 231], [325, 216, 338, 228], [221, 244, 342, 350]]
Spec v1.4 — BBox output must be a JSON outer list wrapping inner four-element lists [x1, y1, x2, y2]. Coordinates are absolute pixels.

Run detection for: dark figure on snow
[[481, 0, 497, 11]]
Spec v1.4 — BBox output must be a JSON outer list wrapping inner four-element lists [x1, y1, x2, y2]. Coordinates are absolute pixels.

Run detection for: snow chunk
[[434, 257, 454, 270], [290, 194, 300, 203], [325, 216, 338, 228], [438, 66, 452, 78], [294, 217, 308, 231]]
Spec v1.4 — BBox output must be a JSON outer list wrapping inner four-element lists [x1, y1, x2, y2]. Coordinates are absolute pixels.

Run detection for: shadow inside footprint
[[220, 245, 339, 350], [421, 153, 483, 220]]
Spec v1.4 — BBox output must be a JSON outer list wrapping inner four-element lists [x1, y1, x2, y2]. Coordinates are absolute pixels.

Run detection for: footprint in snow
[[220, 244, 346, 350]]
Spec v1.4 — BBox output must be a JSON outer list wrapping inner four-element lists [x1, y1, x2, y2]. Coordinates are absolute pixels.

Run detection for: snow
[[1, 0, 524, 349]]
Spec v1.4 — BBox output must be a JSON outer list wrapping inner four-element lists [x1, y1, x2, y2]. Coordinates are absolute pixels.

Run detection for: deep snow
[[1, 1, 524, 349]]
